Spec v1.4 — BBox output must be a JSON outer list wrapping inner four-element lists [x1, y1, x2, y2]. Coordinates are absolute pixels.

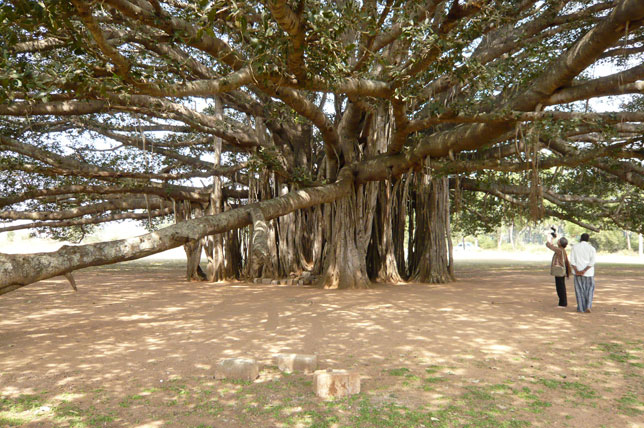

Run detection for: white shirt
[[570, 241, 596, 277]]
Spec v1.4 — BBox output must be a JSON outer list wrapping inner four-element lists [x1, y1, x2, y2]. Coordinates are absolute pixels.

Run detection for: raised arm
[[545, 234, 561, 254]]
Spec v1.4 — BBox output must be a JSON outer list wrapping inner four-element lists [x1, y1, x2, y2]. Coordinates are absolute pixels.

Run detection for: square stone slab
[[314, 369, 360, 399], [273, 353, 318, 374], [214, 358, 259, 381]]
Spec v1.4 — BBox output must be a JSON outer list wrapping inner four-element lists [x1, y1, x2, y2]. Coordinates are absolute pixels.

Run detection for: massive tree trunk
[[366, 105, 403, 283], [410, 175, 452, 284], [318, 183, 377, 289], [318, 102, 378, 289]]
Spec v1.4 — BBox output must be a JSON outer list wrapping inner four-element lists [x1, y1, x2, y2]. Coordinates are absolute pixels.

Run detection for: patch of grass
[[348, 397, 437, 427], [527, 400, 552, 414], [536, 378, 598, 399], [386, 367, 411, 376], [287, 410, 339, 428], [597, 342, 636, 363], [424, 376, 447, 384], [0, 415, 28, 427], [425, 365, 444, 374], [0, 394, 50, 427], [88, 412, 114, 426], [118, 394, 146, 408], [52, 402, 115, 428], [421, 376, 447, 391], [54, 403, 83, 418], [53, 403, 87, 427], [194, 400, 224, 415], [516, 387, 538, 401], [616, 393, 644, 416], [489, 384, 513, 393], [220, 378, 253, 386], [0, 394, 47, 412], [463, 386, 495, 402]]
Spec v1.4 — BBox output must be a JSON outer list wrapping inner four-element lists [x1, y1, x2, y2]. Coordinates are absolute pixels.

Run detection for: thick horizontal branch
[[5, 160, 248, 182], [0, 207, 174, 233], [0, 196, 170, 221], [136, 68, 254, 98], [459, 178, 600, 231], [0, 183, 208, 209], [545, 62, 644, 105], [407, 111, 644, 133], [1, 96, 260, 149], [0, 168, 353, 293]]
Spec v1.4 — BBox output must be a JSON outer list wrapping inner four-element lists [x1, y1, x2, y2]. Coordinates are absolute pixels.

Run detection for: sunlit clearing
[[483, 344, 514, 354], [53, 392, 84, 402], [117, 314, 153, 321]]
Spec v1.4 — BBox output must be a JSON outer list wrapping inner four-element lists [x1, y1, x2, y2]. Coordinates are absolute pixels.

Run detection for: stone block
[[261, 278, 272, 285], [273, 353, 318, 374], [214, 358, 259, 381], [314, 369, 360, 399]]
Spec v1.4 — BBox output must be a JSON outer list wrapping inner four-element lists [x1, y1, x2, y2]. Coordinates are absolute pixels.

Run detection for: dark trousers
[[555, 276, 567, 307]]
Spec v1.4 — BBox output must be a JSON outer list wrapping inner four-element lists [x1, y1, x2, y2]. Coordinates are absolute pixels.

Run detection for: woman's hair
[[558, 237, 568, 248]]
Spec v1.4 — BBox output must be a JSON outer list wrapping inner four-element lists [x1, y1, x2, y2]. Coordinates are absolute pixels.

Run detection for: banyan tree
[[2, 0, 644, 293]]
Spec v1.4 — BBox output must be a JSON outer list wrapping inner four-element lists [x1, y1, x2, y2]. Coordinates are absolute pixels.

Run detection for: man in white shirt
[[569, 233, 597, 313]]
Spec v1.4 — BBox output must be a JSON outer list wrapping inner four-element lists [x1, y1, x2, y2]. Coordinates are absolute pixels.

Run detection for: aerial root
[[64, 272, 78, 291]]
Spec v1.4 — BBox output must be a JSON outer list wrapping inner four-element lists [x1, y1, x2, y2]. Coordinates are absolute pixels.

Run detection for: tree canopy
[[1, 0, 644, 293]]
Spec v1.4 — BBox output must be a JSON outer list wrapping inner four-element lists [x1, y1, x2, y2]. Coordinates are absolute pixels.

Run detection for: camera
[[550, 226, 557, 238]]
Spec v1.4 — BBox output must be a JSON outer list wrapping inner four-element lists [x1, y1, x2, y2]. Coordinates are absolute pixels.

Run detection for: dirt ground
[[1, 260, 643, 428]]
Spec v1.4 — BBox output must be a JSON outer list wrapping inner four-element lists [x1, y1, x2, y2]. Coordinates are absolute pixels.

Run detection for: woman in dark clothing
[[546, 235, 571, 307]]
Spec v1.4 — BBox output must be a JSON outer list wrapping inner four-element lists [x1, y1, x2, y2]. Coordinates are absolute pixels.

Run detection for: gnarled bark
[[318, 184, 376, 289], [410, 175, 453, 284], [368, 179, 404, 283]]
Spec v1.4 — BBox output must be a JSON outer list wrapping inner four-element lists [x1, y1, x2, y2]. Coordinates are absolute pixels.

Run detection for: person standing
[[546, 234, 571, 307], [569, 233, 597, 313]]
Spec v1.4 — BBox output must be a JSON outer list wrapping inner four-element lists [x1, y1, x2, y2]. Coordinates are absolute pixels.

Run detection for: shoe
[[585, 309, 591, 313]]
